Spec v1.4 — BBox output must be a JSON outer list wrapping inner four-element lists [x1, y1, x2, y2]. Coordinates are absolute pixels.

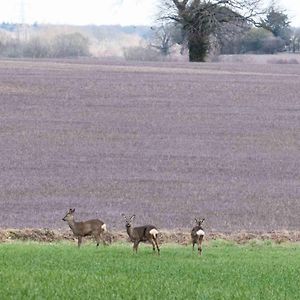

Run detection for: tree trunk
[[188, 34, 210, 62]]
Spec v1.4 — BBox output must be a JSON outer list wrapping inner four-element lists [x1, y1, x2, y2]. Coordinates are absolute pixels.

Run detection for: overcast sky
[[0, 0, 299, 27]]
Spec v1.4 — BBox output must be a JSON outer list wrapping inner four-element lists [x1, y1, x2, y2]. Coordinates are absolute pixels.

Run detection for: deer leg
[[192, 241, 196, 251], [153, 237, 160, 255], [150, 239, 156, 252], [77, 236, 82, 248], [133, 241, 139, 253], [94, 233, 100, 247], [94, 230, 107, 247], [101, 231, 109, 246], [198, 237, 203, 255], [102, 233, 107, 246], [198, 244, 202, 255]]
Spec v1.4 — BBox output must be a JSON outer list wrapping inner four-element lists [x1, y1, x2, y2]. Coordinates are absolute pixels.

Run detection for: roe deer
[[62, 208, 107, 248], [121, 214, 160, 255], [191, 218, 205, 255]]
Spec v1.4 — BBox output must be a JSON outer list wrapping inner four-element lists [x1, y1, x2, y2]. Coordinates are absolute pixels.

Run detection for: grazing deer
[[121, 214, 160, 255], [62, 208, 107, 248], [191, 218, 205, 255]]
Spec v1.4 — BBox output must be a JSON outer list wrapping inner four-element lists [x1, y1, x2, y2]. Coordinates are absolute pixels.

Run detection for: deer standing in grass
[[122, 214, 160, 255], [191, 218, 205, 255], [62, 208, 107, 248]]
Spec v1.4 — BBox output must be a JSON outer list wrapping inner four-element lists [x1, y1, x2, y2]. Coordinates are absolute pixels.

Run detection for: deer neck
[[67, 218, 78, 233], [126, 226, 135, 239]]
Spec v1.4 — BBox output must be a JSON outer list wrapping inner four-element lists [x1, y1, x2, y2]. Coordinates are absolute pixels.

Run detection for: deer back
[[132, 225, 158, 242], [63, 209, 106, 237], [191, 225, 205, 238], [191, 218, 205, 240], [75, 219, 105, 237]]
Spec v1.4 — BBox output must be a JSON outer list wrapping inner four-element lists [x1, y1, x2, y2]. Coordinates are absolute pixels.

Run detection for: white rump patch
[[196, 229, 205, 237], [101, 224, 107, 232], [149, 229, 158, 236]]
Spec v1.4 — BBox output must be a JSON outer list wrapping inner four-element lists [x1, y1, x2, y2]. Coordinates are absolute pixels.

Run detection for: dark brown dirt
[[0, 58, 299, 232], [1, 229, 300, 245]]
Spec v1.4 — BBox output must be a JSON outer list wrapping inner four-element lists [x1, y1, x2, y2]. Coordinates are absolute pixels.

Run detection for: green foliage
[[262, 7, 291, 44], [239, 27, 285, 54], [0, 242, 300, 299], [161, 0, 264, 61], [241, 28, 272, 53]]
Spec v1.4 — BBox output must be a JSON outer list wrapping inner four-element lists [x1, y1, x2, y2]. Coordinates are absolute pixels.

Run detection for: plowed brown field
[[0, 58, 299, 233]]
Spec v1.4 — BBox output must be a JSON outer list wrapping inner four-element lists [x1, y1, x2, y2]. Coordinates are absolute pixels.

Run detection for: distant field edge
[[1, 228, 300, 244]]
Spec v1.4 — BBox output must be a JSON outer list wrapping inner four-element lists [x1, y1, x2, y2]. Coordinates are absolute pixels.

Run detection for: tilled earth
[[1, 228, 300, 245], [0, 58, 299, 233]]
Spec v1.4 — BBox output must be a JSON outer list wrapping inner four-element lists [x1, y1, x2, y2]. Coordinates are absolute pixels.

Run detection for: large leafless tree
[[159, 0, 265, 61]]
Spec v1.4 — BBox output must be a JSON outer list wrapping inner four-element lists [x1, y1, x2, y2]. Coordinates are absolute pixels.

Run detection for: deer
[[121, 214, 160, 255], [191, 218, 205, 255], [62, 208, 107, 248]]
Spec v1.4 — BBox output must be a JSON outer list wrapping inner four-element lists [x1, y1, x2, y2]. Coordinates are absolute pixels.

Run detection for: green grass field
[[0, 241, 300, 300]]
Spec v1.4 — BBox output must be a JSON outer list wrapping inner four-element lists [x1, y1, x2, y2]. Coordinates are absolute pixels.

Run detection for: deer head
[[121, 214, 160, 254], [195, 218, 205, 228], [62, 208, 75, 222], [121, 214, 135, 228]]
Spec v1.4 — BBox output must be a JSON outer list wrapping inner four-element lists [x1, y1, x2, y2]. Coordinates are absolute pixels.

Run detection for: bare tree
[[159, 0, 265, 61], [149, 22, 184, 56], [261, 4, 291, 48], [290, 27, 300, 53]]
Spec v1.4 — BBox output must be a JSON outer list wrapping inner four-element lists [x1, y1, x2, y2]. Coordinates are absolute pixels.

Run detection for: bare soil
[[0, 58, 299, 233], [1, 229, 300, 245]]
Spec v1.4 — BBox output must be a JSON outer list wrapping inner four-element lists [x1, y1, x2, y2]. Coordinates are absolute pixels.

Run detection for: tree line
[[154, 0, 299, 61], [0, 30, 89, 58], [0, 1, 299, 61]]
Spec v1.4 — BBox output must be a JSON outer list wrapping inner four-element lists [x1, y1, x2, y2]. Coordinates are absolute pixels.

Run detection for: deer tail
[[101, 223, 107, 232], [149, 228, 159, 238]]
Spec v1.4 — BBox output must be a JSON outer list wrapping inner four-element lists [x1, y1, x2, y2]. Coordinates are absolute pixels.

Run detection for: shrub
[[261, 36, 285, 54], [241, 28, 273, 53], [267, 58, 299, 64], [0, 39, 23, 57], [51, 32, 89, 58], [123, 46, 163, 61], [0, 31, 90, 58], [23, 37, 52, 58]]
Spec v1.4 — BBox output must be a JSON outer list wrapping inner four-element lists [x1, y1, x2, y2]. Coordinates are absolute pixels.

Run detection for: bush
[[0, 40, 23, 58], [241, 28, 273, 53], [23, 37, 52, 58], [240, 28, 287, 54], [261, 36, 285, 54], [267, 57, 299, 64], [0, 32, 90, 58], [123, 46, 163, 61], [51, 32, 89, 58]]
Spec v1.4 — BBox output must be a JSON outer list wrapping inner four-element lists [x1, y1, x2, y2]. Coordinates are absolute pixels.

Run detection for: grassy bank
[[0, 241, 299, 299]]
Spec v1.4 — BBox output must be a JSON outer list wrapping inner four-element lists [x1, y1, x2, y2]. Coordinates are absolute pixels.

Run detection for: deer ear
[[130, 215, 135, 221], [195, 218, 198, 223], [200, 218, 205, 224], [121, 213, 127, 220], [71, 208, 75, 213]]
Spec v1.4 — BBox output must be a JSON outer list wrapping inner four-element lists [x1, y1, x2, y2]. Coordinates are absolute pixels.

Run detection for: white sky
[[0, 0, 299, 27]]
